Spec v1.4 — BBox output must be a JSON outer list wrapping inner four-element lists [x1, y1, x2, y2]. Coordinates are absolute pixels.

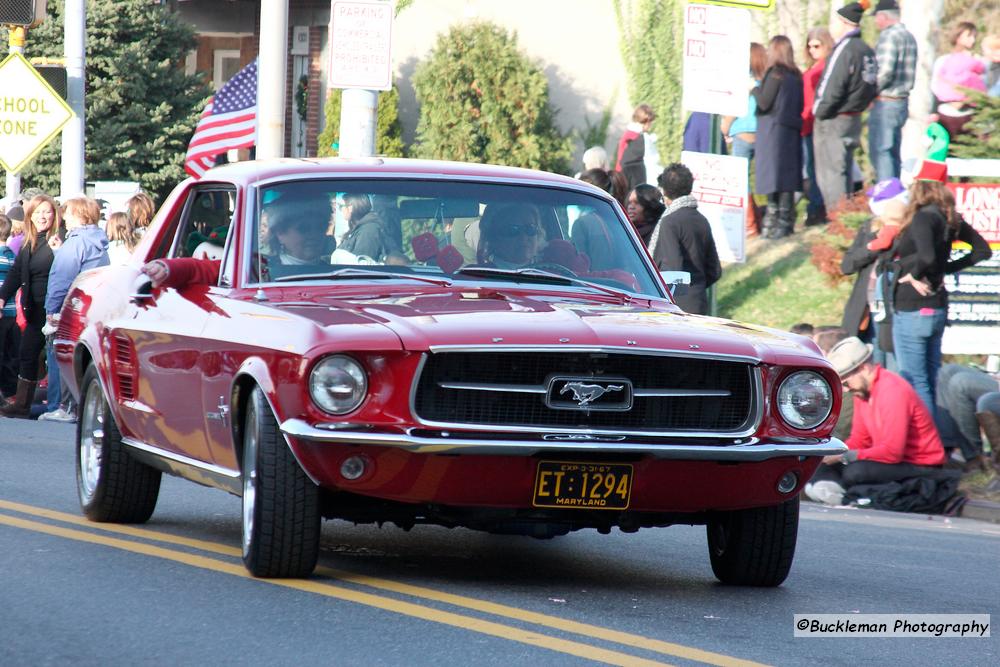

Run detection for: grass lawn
[[714, 226, 853, 331]]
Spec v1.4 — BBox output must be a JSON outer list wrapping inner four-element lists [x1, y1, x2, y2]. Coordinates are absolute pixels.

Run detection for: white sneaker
[[38, 408, 76, 423], [804, 480, 845, 506]]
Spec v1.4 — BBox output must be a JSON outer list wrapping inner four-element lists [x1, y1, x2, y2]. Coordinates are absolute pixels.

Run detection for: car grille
[[413, 351, 757, 433]]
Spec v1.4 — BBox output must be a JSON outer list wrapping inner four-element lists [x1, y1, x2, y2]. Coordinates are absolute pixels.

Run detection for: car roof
[[202, 157, 588, 190]]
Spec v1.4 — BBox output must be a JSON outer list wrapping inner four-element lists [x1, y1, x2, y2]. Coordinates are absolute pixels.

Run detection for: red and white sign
[[681, 150, 748, 263], [942, 182, 1000, 353], [682, 5, 751, 117], [328, 0, 394, 91]]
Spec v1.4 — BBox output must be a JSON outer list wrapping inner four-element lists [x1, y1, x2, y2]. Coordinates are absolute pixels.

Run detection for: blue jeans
[[730, 136, 754, 161], [868, 98, 908, 182], [892, 308, 947, 414], [45, 338, 60, 413], [802, 135, 824, 217]]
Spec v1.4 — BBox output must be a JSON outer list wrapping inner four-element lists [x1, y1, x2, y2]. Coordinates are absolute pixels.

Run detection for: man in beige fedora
[[805, 336, 946, 506]]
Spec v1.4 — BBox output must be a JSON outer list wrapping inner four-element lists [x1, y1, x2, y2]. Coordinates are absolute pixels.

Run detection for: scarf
[[647, 195, 699, 251]]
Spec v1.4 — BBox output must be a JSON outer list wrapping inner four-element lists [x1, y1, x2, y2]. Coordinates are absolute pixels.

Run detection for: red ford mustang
[[56, 158, 844, 584]]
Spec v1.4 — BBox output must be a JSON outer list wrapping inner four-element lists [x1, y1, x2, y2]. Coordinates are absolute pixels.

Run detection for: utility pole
[[5, 25, 25, 200], [338, 89, 378, 158], [256, 0, 288, 159], [60, 0, 84, 197]]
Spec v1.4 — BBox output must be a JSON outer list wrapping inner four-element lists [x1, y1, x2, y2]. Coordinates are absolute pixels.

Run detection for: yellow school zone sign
[[0, 52, 74, 174]]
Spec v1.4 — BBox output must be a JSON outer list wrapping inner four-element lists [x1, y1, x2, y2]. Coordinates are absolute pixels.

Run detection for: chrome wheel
[[75, 364, 161, 523], [241, 400, 259, 557], [78, 379, 105, 503]]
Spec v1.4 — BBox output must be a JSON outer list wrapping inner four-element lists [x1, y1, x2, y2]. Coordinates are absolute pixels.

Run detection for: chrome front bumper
[[280, 419, 847, 462]]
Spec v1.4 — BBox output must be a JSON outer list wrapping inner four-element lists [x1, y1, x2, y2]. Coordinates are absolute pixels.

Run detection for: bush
[[809, 195, 872, 286], [1, 0, 210, 202], [411, 22, 572, 174], [316, 86, 406, 158]]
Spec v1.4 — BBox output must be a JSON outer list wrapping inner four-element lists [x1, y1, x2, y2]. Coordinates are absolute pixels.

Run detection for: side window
[[170, 188, 236, 264]]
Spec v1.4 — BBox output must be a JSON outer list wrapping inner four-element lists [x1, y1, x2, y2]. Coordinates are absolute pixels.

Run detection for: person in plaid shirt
[[869, 0, 917, 182]]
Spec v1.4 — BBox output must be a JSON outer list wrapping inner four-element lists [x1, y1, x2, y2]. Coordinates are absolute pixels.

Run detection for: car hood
[[282, 289, 824, 367]]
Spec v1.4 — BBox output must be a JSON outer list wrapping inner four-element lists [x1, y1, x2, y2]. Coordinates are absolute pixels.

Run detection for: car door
[[111, 185, 236, 466]]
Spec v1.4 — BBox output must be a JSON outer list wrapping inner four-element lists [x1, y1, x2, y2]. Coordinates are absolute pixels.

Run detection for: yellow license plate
[[532, 461, 633, 510]]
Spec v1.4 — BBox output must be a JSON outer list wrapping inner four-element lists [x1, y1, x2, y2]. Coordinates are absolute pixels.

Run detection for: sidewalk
[[960, 498, 1000, 523]]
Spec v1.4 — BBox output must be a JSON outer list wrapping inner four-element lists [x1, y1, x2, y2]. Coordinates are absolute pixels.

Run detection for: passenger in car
[[476, 203, 544, 268], [336, 193, 394, 262]]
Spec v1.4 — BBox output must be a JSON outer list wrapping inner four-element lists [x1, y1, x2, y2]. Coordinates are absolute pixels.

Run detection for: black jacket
[[652, 206, 722, 315], [814, 30, 877, 120], [893, 205, 991, 311], [339, 212, 391, 261], [840, 218, 880, 337], [0, 240, 54, 320]]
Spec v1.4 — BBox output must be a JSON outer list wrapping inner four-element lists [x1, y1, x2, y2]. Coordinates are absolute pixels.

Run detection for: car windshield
[[248, 178, 662, 297]]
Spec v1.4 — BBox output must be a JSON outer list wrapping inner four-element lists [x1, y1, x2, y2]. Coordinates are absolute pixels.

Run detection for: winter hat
[[874, 0, 898, 12], [827, 337, 873, 378], [837, 1, 869, 25], [867, 177, 908, 216]]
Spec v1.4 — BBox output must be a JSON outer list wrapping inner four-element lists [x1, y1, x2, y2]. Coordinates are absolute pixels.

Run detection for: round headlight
[[776, 371, 833, 430], [309, 355, 368, 415]]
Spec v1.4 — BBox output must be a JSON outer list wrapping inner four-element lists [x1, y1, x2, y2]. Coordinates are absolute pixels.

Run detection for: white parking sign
[[328, 0, 394, 91]]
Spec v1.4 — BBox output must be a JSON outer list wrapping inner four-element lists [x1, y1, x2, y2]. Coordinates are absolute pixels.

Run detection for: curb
[[959, 498, 1000, 524]]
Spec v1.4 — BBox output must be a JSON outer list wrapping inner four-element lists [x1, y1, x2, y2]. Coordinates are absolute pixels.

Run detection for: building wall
[[175, 0, 636, 169]]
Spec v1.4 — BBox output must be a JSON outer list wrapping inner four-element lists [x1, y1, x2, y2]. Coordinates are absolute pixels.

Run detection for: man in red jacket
[[806, 336, 946, 504]]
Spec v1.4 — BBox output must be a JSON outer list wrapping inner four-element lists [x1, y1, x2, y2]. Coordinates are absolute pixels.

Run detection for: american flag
[[184, 59, 258, 178]]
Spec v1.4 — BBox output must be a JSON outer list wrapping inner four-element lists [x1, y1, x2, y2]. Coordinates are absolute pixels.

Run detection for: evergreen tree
[[951, 92, 1000, 159], [1, 0, 210, 202], [613, 0, 684, 165], [316, 87, 406, 158], [411, 22, 572, 174]]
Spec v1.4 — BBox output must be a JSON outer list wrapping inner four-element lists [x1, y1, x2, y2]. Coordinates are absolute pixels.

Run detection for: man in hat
[[813, 2, 878, 213], [805, 336, 945, 505], [869, 0, 918, 182]]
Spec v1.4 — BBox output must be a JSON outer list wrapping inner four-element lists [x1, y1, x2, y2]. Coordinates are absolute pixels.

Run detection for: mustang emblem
[[560, 382, 625, 407]]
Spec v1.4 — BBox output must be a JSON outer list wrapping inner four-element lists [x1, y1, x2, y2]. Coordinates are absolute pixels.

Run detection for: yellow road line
[[0, 511, 668, 667], [0, 500, 767, 667]]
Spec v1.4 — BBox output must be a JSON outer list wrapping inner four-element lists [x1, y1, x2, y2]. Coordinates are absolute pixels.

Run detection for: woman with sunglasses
[[478, 203, 544, 268], [802, 28, 834, 226]]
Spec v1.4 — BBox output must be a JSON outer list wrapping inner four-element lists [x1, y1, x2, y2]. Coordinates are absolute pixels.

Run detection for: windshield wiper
[[273, 267, 452, 286], [453, 267, 634, 302]]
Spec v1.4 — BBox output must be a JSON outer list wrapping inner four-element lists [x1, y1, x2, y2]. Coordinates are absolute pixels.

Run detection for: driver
[[477, 203, 544, 268]]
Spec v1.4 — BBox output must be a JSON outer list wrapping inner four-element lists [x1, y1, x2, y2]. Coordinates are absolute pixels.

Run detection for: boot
[[746, 192, 762, 237], [761, 194, 778, 238], [0, 377, 37, 419], [770, 192, 796, 239], [976, 411, 1000, 468]]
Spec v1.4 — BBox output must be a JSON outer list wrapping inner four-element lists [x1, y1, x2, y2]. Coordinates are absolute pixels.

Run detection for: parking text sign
[[328, 0, 394, 91]]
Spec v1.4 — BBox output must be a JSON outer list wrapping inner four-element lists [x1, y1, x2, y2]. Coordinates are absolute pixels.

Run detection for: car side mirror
[[130, 274, 155, 304], [659, 270, 691, 296]]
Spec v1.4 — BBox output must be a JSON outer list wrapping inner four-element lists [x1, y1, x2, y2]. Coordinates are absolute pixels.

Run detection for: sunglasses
[[499, 223, 541, 238]]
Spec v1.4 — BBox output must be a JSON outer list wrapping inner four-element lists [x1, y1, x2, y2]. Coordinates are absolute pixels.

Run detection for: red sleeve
[[855, 386, 910, 464], [801, 62, 823, 137], [160, 258, 222, 289]]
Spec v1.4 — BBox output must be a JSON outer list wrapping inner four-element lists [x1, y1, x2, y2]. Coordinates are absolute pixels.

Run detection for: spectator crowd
[[1, 0, 997, 516]]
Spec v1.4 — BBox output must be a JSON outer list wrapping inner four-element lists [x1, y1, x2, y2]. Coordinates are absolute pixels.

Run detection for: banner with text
[[942, 182, 1000, 354]]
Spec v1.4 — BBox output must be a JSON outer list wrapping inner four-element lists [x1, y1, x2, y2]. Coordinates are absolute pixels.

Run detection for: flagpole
[[257, 0, 288, 159]]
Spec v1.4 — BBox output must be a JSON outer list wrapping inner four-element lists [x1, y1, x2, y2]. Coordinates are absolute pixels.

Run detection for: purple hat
[[867, 178, 908, 216]]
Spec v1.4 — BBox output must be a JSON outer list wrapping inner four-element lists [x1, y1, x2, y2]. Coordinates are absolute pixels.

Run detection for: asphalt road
[[1, 418, 997, 666]]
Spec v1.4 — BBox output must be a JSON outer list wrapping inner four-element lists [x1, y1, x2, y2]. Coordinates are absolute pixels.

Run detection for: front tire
[[241, 387, 320, 578], [76, 364, 161, 523], [706, 497, 799, 587]]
